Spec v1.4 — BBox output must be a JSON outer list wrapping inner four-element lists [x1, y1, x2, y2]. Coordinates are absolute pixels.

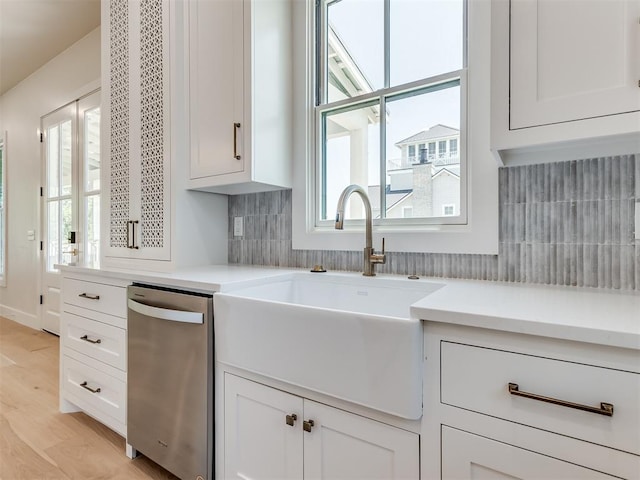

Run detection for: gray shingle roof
[[395, 124, 459, 146]]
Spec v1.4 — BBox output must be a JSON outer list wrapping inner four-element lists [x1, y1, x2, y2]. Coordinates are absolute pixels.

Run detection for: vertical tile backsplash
[[229, 154, 639, 290]]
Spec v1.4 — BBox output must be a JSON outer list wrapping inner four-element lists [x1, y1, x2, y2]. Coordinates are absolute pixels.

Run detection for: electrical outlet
[[234, 216, 244, 237]]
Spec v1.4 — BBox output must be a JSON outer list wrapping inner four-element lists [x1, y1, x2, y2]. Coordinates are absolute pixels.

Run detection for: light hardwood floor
[[0, 316, 178, 480]]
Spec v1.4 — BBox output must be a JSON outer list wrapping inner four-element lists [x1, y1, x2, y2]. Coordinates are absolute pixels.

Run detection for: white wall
[[0, 28, 100, 329]]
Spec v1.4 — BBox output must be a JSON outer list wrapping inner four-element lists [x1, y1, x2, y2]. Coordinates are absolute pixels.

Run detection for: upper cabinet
[[102, 0, 172, 263], [101, 0, 228, 271], [186, 0, 293, 195], [491, 0, 640, 165]]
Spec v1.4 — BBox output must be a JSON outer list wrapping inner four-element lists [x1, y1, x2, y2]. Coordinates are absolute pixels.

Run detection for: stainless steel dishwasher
[[127, 284, 213, 480]]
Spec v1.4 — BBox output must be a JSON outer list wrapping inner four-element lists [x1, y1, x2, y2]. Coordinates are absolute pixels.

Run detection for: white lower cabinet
[[224, 374, 419, 480], [441, 427, 617, 480], [422, 323, 640, 480], [59, 272, 129, 436]]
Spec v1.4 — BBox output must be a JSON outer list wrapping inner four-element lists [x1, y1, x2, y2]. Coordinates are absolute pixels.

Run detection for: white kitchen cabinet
[[491, 0, 640, 164], [441, 427, 617, 480], [224, 374, 419, 480], [422, 323, 640, 480], [186, 0, 292, 195], [101, 0, 227, 271], [59, 272, 129, 437]]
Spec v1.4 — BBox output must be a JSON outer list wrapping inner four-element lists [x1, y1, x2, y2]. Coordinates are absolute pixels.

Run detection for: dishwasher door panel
[[127, 285, 213, 480]]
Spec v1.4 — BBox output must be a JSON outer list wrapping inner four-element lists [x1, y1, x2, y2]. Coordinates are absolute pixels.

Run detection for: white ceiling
[[0, 0, 101, 96]]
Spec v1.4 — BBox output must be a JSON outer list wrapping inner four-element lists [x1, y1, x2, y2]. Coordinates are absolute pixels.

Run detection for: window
[[450, 138, 458, 157], [0, 132, 6, 287], [442, 204, 455, 216], [292, 0, 498, 255], [315, 0, 465, 225], [402, 206, 413, 218]]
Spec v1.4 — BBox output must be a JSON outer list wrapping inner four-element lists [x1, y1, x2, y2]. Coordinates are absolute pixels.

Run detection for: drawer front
[[61, 313, 126, 371], [62, 278, 127, 319], [61, 355, 126, 424], [441, 341, 640, 455]]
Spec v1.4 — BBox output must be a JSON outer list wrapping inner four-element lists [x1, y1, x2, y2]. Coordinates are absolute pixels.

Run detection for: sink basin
[[214, 273, 444, 419]]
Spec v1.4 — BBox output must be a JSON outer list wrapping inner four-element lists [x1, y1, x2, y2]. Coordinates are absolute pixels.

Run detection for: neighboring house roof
[[432, 167, 460, 179], [368, 185, 412, 218], [395, 124, 460, 147]]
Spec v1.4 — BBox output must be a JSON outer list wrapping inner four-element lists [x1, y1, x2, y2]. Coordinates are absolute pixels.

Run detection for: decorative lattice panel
[[109, 0, 130, 248], [139, 0, 165, 249]]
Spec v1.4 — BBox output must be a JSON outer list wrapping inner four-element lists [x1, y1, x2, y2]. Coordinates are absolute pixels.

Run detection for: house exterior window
[[315, 0, 465, 225], [450, 138, 458, 156], [443, 204, 455, 216]]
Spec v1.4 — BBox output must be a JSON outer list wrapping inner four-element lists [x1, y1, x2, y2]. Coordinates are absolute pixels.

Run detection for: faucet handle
[[370, 237, 386, 265]]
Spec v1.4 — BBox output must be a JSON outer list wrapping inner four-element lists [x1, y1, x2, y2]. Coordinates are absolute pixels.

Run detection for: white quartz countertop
[[411, 280, 640, 350], [58, 264, 296, 292]]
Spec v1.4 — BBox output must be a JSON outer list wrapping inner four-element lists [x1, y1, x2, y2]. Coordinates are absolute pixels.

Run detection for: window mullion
[[379, 95, 387, 219], [384, 0, 390, 89]]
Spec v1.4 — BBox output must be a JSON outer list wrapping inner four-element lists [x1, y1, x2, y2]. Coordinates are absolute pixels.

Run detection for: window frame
[[0, 132, 6, 287], [291, 0, 498, 255]]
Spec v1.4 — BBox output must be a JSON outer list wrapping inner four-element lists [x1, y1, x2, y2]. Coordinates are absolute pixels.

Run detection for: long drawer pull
[[80, 334, 102, 344], [80, 381, 101, 394], [79, 293, 100, 300], [508, 383, 613, 417]]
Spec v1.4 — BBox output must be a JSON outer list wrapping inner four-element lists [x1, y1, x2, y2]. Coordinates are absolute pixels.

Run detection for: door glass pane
[[326, 0, 384, 103], [390, 0, 464, 87], [321, 100, 381, 221], [84, 107, 101, 192], [47, 201, 59, 271], [61, 198, 72, 264], [47, 125, 60, 198], [385, 83, 460, 219], [60, 120, 73, 196], [84, 195, 100, 268]]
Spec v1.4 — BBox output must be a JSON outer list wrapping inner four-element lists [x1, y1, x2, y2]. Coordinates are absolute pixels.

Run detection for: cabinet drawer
[[61, 313, 126, 371], [61, 354, 126, 425], [62, 278, 127, 319], [441, 341, 640, 455]]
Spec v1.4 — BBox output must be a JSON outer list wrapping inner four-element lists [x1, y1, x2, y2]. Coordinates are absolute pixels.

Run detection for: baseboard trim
[[0, 304, 39, 330]]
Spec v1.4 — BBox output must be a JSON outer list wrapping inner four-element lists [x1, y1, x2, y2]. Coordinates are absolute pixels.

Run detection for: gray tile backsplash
[[228, 154, 639, 290]]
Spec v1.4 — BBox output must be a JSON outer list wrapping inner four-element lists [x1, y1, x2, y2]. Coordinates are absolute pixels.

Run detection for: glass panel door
[[79, 92, 101, 268]]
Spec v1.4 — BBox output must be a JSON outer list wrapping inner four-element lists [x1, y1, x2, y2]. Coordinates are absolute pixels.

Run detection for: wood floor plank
[[0, 316, 179, 480]]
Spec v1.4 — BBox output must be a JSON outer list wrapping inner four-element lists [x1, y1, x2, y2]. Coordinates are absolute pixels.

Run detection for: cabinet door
[[510, 0, 640, 129], [303, 400, 419, 480], [188, 0, 244, 180], [103, 0, 171, 262], [224, 374, 303, 480], [442, 426, 617, 480]]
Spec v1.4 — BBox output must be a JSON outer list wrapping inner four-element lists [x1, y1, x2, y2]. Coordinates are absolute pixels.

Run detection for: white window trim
[[0, 132, 6, 287], [292, 0, 498, 255]]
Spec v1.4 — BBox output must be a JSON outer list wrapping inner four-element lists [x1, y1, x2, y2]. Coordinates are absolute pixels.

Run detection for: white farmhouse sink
[[214, 273, 444, 419]]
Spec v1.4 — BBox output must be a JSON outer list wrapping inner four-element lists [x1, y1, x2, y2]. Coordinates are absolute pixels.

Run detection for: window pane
[[60, 120, 73, 196], [390, 0, 464, 87], [385, 84, 460, 219], [84, 107, 101, 192], [84, 195, 100, 268], [61, 198, 73, 264], [326, 0, 384, 103], [47, 125, 60, 198], [321, 101, 380, 221], [47, 201, 59, 271]]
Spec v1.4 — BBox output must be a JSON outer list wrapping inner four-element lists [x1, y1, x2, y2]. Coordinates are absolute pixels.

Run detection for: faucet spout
[[335, 184, 384, 276]]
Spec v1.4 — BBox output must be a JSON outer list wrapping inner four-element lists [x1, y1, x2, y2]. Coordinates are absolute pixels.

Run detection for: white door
[[441, 426, 618, 480], [224, 374, 303, 480], [303, 400, 420, 480], [41, 91, 101, 335]]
